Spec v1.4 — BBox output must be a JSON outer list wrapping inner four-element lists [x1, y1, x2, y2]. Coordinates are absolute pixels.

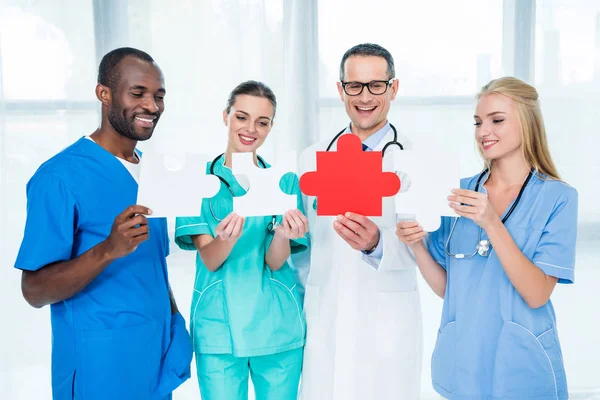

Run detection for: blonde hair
[[477, 76, 560, 180]]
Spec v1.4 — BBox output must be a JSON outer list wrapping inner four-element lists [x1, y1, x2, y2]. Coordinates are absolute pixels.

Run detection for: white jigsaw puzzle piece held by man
[[393, 147, 461, 232], [137, 150, 220, 218], [231, 152, 297, 217]]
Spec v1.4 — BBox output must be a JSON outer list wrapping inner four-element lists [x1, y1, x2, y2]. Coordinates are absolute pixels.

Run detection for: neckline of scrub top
[[76, 137, 139, 191], [84, 136, 141, 163], [478, 168, 540, 224], [212, 153, 270, 197]]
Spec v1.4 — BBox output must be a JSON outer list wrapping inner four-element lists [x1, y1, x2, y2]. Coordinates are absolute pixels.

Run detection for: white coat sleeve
[[361, 229, 383, 269]]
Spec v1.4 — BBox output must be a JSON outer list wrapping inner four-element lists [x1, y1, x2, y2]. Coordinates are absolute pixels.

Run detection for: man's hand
[[103, 205, 152, 259], [333, 212, 380, 252]]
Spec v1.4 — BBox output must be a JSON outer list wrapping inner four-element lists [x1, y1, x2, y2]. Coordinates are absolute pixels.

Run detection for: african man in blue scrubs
[[14, 47, 192, 400]]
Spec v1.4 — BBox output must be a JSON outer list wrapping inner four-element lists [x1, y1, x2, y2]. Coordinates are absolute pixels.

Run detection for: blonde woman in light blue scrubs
[[174, 80, 309, 400], [397, 77, 577, 400]]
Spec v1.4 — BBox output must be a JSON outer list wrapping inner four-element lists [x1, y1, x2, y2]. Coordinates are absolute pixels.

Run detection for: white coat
[[293, 126, 423, 400]]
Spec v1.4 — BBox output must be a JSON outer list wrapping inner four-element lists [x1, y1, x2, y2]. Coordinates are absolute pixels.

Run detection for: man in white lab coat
[[294, 43, 422, 400]]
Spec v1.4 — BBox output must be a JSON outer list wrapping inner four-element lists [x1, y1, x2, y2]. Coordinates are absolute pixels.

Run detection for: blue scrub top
[[174, 155, 308, 358], [14, 138, 191, 400], [428, 170, 578, 400]]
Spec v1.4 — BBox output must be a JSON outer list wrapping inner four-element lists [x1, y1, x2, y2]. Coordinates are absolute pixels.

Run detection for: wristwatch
[[362, 241, 378, 255]]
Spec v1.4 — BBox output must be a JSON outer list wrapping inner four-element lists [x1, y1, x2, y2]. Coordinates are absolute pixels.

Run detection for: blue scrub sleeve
[[532, 187, 578, 284], [14, 172, 78, 271], [174, 215, 212, 251], [427, 217, 450, 270]]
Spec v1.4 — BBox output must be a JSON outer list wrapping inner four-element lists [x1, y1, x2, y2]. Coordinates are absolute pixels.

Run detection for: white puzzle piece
[[393, 148, 461, 231], [137, 150, 220, 218], [231, 152, 297, 217]]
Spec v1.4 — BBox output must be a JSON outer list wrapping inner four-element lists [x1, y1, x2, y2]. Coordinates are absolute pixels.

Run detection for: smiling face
[[105, 56, 166, 141], [337, 55, 398, 136], [474, 93, 523, 163], [223, 94, 274, 154]]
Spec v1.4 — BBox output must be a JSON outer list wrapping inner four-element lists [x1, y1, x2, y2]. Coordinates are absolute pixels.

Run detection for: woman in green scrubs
[[174, 80, 309, 400]]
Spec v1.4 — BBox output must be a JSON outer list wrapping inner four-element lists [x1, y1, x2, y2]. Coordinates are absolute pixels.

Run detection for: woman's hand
[[396, 221, 426, 249], [448, 188, 500, 230], [215, 212, 245, 241], [276, 209, 309, 240]]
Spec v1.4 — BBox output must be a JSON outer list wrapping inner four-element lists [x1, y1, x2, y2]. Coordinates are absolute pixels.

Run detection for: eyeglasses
[[340, 80, 393, 96]]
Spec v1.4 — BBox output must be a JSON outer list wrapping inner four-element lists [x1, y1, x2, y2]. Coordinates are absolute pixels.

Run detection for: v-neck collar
[[75, 137, 139, 190], [479, 169, 538, 225]]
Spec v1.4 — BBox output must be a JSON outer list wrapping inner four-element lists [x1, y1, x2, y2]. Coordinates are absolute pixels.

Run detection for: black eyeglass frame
[[340, 79, 394, 96]]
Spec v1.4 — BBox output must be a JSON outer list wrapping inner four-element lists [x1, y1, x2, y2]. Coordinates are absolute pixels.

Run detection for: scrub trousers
[[196, 347, 303, 400]]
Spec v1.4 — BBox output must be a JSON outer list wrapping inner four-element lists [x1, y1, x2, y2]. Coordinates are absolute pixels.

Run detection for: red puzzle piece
[[300, 134, 401, 216]]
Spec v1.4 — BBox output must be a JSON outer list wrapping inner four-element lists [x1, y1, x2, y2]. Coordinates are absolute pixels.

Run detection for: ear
[[390, 79, 399, 101], [337, 81, 345, 102], [95, 84, 111, 106], [222, 109, 228, 126]]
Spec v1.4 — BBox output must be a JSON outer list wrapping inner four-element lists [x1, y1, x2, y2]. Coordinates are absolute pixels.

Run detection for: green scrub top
[[175, 155, 308, 357]]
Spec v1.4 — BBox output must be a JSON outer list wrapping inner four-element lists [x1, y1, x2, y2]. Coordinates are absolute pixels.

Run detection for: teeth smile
[[357, 106, 375, 111], [240, 135, 256, 141], [135, 117, 154, 123], [483, 140, 498, 147]]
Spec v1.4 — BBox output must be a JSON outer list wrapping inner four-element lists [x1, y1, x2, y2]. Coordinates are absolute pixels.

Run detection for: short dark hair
[[226, 80, 277, 120], [97, 47, 154, 90], [339, 43, 395, 81]]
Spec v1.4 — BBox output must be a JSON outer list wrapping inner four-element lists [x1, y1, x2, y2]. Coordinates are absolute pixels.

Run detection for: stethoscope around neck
[[208, 153, 278, 233], [326, 123, 404, 154], [444, 168, 534, 259], [313, 123, 404, 211]]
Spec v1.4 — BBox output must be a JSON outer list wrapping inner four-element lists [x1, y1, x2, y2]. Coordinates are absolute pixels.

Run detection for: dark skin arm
[[21, 205, 152, 308]]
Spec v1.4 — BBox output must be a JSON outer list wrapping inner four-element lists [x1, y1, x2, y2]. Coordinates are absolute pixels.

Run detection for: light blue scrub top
[[14, 138, 192, 400], [428, 170, 578, 400], [174, 156, 308, 358]]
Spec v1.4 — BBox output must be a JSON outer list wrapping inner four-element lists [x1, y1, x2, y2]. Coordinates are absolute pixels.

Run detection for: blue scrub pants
[[196, 347, 303, 400]]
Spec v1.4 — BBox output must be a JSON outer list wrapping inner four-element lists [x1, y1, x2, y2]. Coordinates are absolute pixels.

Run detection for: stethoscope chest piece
[[477, 239, 491, 257]]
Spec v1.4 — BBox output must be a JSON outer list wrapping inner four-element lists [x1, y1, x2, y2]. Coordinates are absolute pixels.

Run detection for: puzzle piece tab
[[299, 134, 401, 216], [137, 151, 220, 218], [231, 152, 297, 217], [393, 147, 460, 231]]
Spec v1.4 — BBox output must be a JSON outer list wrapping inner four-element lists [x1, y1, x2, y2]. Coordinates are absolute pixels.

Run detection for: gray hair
[[339, 43, 395, 81]]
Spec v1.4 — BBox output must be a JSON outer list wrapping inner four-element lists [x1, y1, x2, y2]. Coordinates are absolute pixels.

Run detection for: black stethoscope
[[444, 168, 534, 259], [326, 123, 404, 154], [208, 153, 278, 233], [313, 123, 404, 211]]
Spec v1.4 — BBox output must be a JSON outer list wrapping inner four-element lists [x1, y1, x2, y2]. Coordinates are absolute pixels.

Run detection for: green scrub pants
[[196, 347, 303, 400]]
